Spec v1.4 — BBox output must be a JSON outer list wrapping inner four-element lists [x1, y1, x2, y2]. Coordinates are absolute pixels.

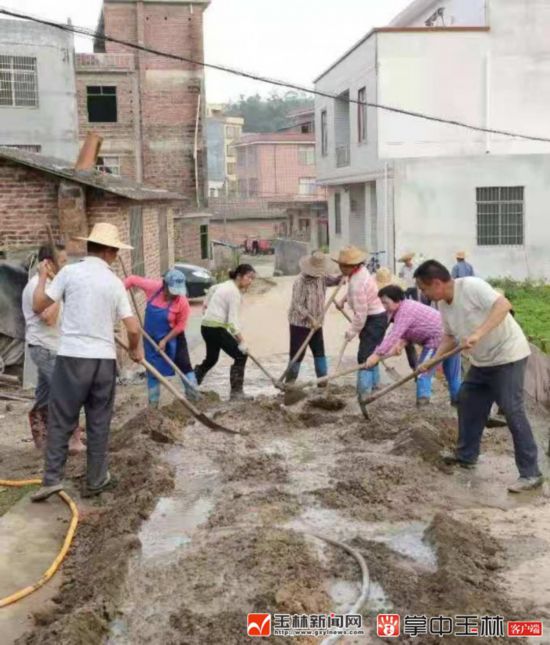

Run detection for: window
[[226, 125, 240, 139], [226, 144, 234, 159], [247, 145, 257, 166], [228, 180, 237, 196], [227, 162, 236, 175], [2, 144, 41, 152], [96, 155, 121, 176], [298, 145, 315, 165], [238, 178, 248, 198], [358, 87, 367, 142], [236, 148, 245, 167], [0, 56, 38, 107], [130, 206, 145, 275], [200, 224, 209, 260], [299, 178, 317, 196], [87, 86, 117, 123], [321, 110, 328, 156], [476, 187, 524, 246], [249, 178, 259, 197], [334, 193, 342, 235], [158, 209, 169, 275]]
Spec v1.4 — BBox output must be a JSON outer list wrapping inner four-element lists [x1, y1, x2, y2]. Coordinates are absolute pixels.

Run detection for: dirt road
[[1, 277, 549, 644]]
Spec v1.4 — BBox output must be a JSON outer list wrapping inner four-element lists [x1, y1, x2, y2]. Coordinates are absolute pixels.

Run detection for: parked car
[[174, 263, 216, 298]]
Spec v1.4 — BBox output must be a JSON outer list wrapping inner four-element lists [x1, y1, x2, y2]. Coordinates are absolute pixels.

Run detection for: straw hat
[[398, 252, 415, 263], [332, 245, 367, 266], [456, 251, 466, 260], [299, 251, 331, 277], [74, 222, 133, 250], [376, 267, 405, 290]]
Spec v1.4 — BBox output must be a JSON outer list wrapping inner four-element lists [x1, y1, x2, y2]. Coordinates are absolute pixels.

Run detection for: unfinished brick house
[[0, 146, 185, 280], [75, 0, 211, 266]]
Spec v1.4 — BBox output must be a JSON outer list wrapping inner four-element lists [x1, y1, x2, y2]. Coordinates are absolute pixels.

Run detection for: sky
[[0, 0, 411, 102]]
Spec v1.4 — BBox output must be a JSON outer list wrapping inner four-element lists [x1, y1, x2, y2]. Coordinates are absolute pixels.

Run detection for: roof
[[232, 132, 315, 147], [314, 26, 489, 83], [0, 147, 187, 202]]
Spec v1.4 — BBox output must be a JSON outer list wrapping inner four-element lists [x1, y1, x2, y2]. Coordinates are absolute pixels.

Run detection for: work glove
[[238, 342, 248, 355]]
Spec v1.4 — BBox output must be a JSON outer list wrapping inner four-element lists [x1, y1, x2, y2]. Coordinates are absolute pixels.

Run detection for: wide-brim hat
[[456, 251, 466, 260], [398, 252, 415, 263], [332, 245, 367, 266], [299, 251, 332, 277], [376, 267, 405, 290], [74, 222, 133, 250]]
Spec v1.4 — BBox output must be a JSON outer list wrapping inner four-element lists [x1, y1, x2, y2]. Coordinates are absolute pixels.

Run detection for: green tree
[[224, 91, 314, 132]]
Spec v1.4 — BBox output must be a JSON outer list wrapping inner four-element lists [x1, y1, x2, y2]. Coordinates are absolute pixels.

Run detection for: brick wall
[[209, 218, 285, 247], [0, 159, 61, 252], [174, 216, 209, 266], [99, 2, 208, 203]]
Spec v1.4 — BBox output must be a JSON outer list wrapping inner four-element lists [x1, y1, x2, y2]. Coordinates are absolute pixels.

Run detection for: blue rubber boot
[[372, 364, 381, 390], [357, 369, 373, 419], [284, 362, 301, 384], [147, 374, 161, 409], [314, 356, 328, 387], [183, 371, 200, 401]]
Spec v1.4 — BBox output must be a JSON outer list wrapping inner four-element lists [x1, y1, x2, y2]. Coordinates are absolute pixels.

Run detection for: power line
[[2, 6, 550, 144]]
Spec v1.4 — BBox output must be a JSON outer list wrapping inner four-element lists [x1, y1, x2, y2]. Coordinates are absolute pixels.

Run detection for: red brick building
[[75, 0, 211, 265], [0, 146, 184, 280]]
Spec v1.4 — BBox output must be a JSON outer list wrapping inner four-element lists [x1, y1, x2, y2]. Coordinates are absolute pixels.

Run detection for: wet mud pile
[[19, 407, 185, 645]]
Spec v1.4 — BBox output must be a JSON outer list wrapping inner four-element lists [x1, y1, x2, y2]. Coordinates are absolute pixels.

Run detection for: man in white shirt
[[415, 260, 542, 493], [30, 223, 143, 501], [22, 244, 85, 453]]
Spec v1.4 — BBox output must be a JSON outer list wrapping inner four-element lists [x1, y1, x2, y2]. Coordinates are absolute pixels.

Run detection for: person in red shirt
[[124, 269, 198, 406]]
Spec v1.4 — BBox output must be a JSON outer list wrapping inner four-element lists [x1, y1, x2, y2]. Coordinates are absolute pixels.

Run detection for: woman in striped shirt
[[335, 246, 388, 413]]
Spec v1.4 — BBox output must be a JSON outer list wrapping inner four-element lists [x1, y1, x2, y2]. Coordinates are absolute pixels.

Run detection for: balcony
[[336, 144, 350, 168]]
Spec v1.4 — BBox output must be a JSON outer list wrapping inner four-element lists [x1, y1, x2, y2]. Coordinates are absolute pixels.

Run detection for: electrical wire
[[2, 6, 550, 144]]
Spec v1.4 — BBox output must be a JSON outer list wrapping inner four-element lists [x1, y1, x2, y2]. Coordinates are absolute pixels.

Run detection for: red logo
[[247, 613, 271, 637], [507, 621, 543, 638], [377, 614, 401, 638]]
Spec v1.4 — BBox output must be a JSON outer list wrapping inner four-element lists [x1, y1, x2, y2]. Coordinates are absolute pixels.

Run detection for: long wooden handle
[[115, 337, 201, 416], [327, 337, 348, 396], [247, 351, 283, 389], [118, 258, 200, 396], [362, 345, 465, 405], [279, 279, 345, 383]]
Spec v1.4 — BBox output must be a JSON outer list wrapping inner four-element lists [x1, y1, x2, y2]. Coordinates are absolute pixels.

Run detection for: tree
[[223, 91, 314, 132]]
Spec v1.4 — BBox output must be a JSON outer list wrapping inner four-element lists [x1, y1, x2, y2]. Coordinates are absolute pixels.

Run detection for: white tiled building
[[315, 0, 550, 280]]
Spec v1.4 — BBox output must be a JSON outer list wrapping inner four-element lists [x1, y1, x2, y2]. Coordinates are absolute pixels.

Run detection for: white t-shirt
[[438, 277, 530, 367], [46, 256, 133, 360], [22, 274, 60, 353], [202, 280, 243, 335]]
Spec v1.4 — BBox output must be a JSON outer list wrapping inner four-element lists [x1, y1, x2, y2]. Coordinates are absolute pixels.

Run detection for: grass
[[489, 279, 550, 353], [0, 484, 39, 517]]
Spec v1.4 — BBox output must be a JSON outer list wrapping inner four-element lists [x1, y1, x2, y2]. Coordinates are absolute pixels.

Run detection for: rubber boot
[[357, 369, 373, 420], [183, 371, 200, 402], [147, 378, 161, 408], [314, 356, 328, 388], [194, 364, 205, 386], [372, 364, 381, 391], [68, 427, 86, 455], [28, 408, 46, 450], [230, 362, 251, 401], [284, 362, 301, 384]]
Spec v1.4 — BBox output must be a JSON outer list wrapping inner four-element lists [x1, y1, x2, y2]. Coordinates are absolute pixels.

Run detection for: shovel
[[278, 279, 345, 385], [309, 338, 348, 411], [358, 345, 465, 419], [246, 351, 285, 391], [335, 304, 400, 382], [119, 258, 201, 399], [116, 338, 240, 435]]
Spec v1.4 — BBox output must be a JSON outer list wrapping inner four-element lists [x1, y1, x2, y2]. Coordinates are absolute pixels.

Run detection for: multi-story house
[[75, 0, 211, 265], [206, 104, 244, 198], [0, 20, 78, 159], [210, 131, 329, 249], [315, 0, 550, 280]]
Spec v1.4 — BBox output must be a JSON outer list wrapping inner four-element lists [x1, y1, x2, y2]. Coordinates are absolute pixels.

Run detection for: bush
[[488, 279, 550, 353]]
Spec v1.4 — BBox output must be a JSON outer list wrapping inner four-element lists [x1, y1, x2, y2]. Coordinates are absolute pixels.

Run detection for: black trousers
[[195, 326, 247, 382], [175, 332, 193, 374], [289, 325, 325, 363], [357, 313, 388, 363]]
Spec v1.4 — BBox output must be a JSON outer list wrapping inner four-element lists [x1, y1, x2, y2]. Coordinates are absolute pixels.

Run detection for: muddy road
[[1, 278, 550, 644]]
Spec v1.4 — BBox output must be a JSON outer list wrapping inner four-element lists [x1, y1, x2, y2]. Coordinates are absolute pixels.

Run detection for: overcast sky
[[0, 0, 411, 102]]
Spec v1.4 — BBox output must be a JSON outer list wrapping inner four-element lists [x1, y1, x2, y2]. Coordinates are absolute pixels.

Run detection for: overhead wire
[[2, 6, 550, 144]]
